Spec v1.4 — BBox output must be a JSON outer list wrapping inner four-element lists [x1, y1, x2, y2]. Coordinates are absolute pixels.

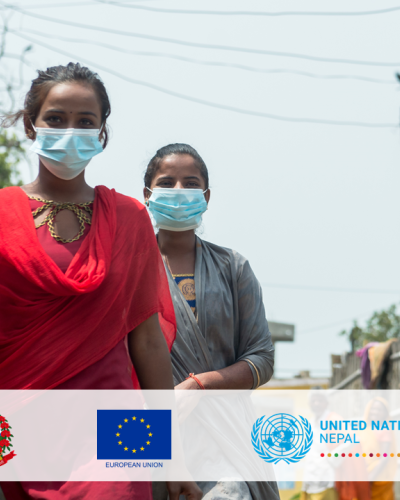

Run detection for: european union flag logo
[[97, 410, 171, 460]]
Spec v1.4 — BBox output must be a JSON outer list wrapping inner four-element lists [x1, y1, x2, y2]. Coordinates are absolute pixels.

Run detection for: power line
[[297, 306, 392, 336], [94, 1, 400, 18], [16, 1, 96, 7], [295, 318, 353, 337], [277, 369, 330, 372], [2, 51, 34, 65], [4, 4, 400, 67], [16, 0, 400, 17], [276, 368, 330, 373], [17, 0, 156, 7], [0, 83, 30, 91], [261, 283, 400, 294], [12, 31, 399, 128], [20, 29, 397, 86]]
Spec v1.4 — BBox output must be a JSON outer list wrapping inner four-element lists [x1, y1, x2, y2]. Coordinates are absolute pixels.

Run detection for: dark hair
[[144, 143, 209, 189], [2, 62, 111, 148]]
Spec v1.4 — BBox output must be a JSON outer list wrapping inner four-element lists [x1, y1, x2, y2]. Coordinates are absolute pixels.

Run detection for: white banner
[[0, 389, 399, 482]]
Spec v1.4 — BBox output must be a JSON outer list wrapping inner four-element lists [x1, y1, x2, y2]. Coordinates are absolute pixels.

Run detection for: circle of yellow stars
[[115, 416, 153, 453]]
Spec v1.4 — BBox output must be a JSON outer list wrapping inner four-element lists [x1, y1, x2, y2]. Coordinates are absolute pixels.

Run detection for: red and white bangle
[[186, 372, 205, 390]]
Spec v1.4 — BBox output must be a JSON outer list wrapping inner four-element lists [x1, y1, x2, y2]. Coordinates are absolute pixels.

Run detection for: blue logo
[[251, 413, 313, 464], [97, 410, 171, 460]]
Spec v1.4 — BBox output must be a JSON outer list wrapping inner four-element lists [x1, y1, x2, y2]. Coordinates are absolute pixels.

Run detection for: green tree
[[0, 19, 32, 188], [340, 304, 400, 351], [0, 131, 24, 188]]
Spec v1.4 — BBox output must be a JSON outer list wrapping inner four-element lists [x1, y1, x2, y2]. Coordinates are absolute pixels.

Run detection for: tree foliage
[[0, 131, 24, 188], [340, 304, 400, 351], [0, 19, 33, 188]]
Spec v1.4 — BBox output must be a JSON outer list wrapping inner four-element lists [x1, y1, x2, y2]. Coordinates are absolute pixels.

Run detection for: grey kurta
[[169, 237, 275, 390], [153, 237, 280, 500]]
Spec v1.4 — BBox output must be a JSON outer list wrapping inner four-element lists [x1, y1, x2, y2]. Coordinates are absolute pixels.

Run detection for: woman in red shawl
[[0, 62, 202, 500]]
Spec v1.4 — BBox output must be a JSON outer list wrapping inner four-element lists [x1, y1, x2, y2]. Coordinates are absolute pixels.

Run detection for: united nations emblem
[[251, 413, 313, 464]]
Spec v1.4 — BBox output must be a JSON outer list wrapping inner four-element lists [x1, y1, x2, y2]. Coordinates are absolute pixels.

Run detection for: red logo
[[0, 415, 16, 466]]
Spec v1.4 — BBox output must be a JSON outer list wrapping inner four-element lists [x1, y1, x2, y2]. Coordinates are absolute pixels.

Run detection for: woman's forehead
[[41, 83, 101, 115], [157, 155, 200, 176]]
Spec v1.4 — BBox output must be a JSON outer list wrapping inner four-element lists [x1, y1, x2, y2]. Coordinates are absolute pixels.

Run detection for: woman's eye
[[46, 116, 62, 123], [79, 118, 94, 126]]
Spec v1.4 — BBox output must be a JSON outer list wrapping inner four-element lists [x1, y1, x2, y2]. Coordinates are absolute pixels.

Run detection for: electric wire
[[94, 1, 400, 18], [20, 29, 397, 86], [261, 283, 400, 294], [17, 0, 156, 7], [277, 369, 330, 373], [265, 305, 391, 374], [2, 51, 34, 65], [270, 305, 393, 374], [3, 4, 400, 67], [295, 306, 390, 336], [15, 0, 400, 16], [12, 31, 399, 128], [20, 1, 99, 7], [268, 298, 398, 345]]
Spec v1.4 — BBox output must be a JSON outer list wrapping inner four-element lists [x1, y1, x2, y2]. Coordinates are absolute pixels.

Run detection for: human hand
[[174, 380, 202, 424], [175, 378, 200, 390], [166, 481, 203, 500]]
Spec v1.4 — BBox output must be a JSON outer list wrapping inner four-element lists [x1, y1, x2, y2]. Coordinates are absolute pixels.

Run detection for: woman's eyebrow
[[78, 111, 98, 117], [42, 109, 98, 117], [43, 109, 66, 114]]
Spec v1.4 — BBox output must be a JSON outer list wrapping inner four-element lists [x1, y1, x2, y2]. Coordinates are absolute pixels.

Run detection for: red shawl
[[0, 186, 176, 389]]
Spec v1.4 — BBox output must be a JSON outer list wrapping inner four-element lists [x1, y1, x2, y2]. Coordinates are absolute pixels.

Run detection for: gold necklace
[[28, 195, 93, 244]]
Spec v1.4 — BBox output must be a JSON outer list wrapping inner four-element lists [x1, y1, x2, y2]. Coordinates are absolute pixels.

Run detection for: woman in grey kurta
[[143, 143, 280, 500]]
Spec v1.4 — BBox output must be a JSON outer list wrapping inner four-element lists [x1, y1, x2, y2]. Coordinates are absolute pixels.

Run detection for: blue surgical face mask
[[146, 187, 208, 232], [30, 126, 103, 180]]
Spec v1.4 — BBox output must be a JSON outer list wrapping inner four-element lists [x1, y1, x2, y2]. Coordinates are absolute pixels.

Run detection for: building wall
[[331, 340, 400, 389]]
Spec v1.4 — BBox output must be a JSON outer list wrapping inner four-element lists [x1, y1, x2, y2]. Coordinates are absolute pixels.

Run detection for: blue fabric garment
[[173, 274, 196, 315]]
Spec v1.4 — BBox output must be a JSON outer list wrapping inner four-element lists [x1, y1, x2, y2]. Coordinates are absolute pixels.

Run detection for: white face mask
[[146, 187, 208, 231], [30, 127, 103, 180]]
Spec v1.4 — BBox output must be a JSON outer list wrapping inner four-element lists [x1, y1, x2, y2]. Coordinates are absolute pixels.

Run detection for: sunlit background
[[1, 0, 400, 379]]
